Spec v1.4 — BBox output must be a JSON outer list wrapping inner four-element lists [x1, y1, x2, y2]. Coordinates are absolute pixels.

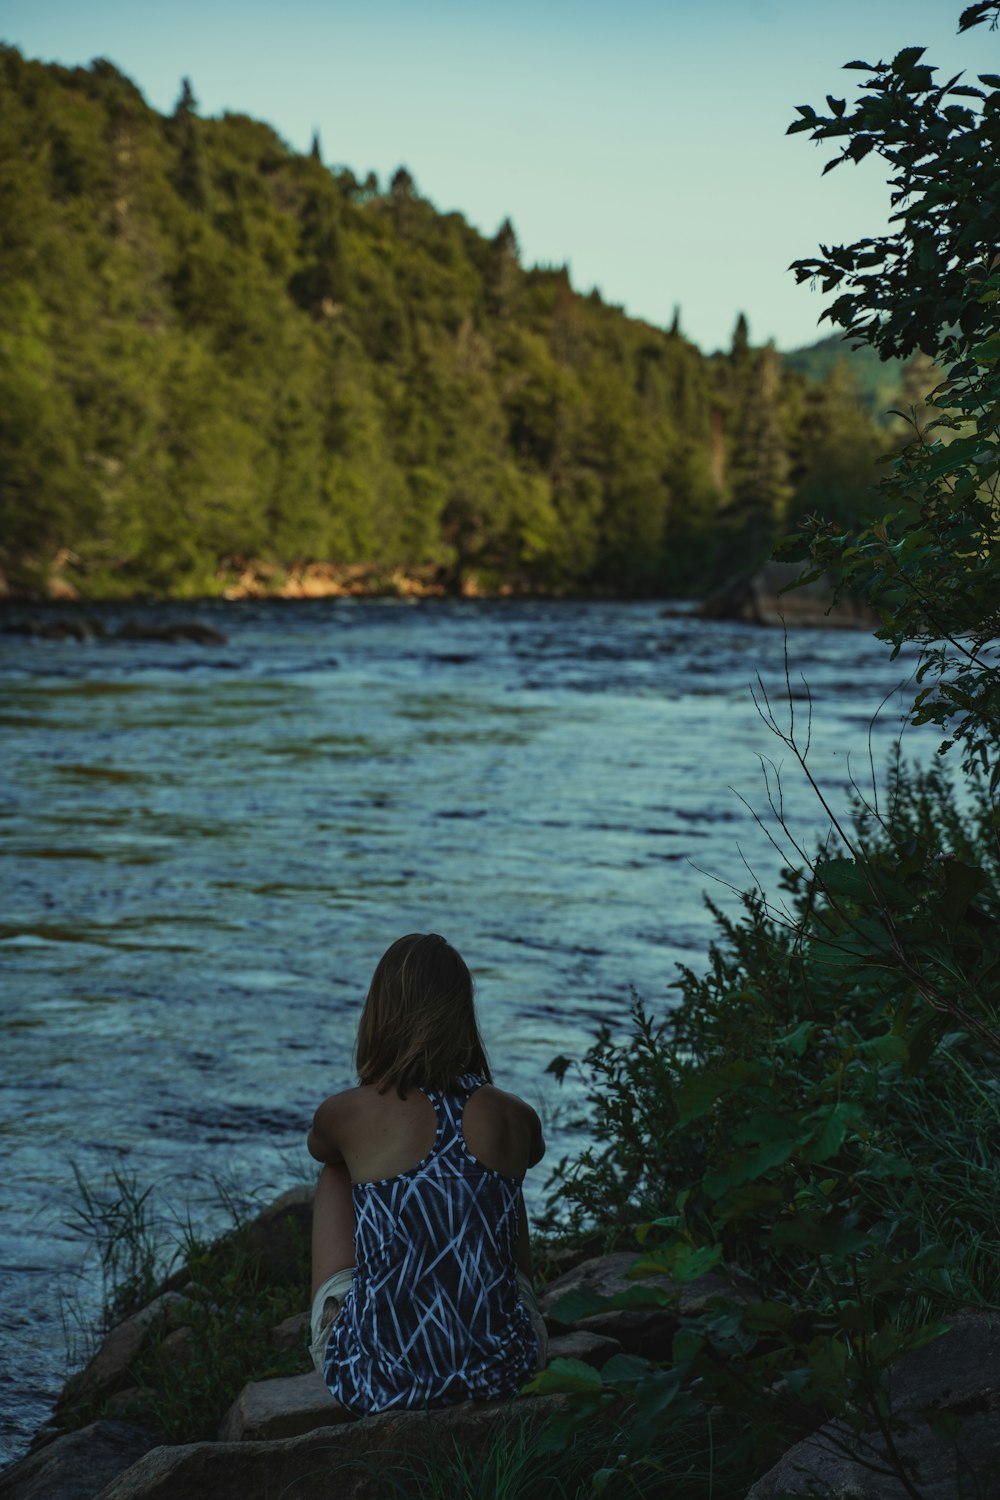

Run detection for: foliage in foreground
[[539, 767, 1000, 1487], [537, 9, 1000, 1497], [780, 4, 1000, 784]]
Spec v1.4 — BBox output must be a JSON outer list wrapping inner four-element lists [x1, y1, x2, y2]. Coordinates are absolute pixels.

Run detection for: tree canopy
[[0, 47, 897, 599]]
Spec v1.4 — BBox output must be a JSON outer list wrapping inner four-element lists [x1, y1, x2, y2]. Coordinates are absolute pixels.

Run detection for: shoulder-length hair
[[356, 933, 492, 1096]]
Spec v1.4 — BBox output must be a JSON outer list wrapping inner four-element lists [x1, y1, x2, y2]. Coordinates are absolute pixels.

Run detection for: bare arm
[[307, 1094, 347, 1165], [526, 1106, 545, 1169]]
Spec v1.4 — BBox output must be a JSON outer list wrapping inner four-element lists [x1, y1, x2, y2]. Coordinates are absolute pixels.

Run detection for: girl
[[307, 932, 549, 1413]]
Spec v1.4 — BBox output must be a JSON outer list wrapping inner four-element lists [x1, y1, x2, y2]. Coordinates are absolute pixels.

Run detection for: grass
[[336, 1404, 756, 1500], [59, 1167, 314, 1442]]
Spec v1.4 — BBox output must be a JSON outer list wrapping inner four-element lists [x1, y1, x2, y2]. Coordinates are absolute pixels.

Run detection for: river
[[0, 597, 924, 1462]]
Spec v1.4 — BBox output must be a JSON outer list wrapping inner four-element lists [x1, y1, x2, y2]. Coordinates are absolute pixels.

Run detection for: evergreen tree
[[488, 217, 520, 316], [169, 76, 207, 211]]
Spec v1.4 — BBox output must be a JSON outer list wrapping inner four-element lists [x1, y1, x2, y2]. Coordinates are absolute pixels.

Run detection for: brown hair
[[355, 933, 492, 1096]]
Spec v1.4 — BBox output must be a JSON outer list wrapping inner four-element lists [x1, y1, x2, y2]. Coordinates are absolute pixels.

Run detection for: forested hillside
[[0, 48, 898, 599]]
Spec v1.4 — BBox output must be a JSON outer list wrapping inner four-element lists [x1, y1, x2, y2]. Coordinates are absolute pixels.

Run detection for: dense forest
[[1, 47, 905, 599]]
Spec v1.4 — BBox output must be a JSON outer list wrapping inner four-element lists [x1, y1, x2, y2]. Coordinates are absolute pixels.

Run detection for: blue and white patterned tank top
[[323, 1073, 538, 1413]]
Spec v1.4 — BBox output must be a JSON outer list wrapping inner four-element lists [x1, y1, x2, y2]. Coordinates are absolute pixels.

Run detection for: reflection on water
[[0, 598, 925, 1461]]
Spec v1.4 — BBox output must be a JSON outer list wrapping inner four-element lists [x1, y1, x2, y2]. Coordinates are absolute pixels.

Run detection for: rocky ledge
[[4, 1191, 999, 1500], [701, 560, 879, 629]]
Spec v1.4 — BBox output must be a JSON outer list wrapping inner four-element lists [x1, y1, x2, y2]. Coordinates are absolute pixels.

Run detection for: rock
[[104, 1389, 149, 1420], [746, 1311, 1000, 1500], [541, 1251, 677, 1358], [217, 1371, 350, 1442], [701, 560, 879, 629], [269, 1310, 310, 1350], [1, 617, 43, 636], [158, 1326, 195, 1365], [40, 618, 94, 641], [0, 1420, 157, 1500], [56, 1294, 188, 1412], [546, 1329, 622, 1368], [541, 1252, 747, 1361], [115, 620, 227, 645], [47, 577, 81, 602], [1, 616, 94, 639], [98, 1395, 565, 1500], [237, 1185, 314, 1285]]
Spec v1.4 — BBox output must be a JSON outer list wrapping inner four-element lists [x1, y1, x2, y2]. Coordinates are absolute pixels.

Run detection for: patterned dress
[[323, 1073, 538, 1413]]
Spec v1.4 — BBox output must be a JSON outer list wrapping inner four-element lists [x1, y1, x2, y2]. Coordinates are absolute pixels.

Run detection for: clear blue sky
[[2, 0, 988, 352]]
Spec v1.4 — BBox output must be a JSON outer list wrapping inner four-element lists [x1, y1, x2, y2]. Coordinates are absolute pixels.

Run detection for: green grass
[[60, 1169, 314, 1442]]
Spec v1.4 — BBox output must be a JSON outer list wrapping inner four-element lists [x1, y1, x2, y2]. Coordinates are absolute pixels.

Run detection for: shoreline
[[0, 558, 700, 608]]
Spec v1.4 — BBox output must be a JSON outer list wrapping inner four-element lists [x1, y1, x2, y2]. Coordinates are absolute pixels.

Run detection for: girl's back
[[321, 1073, 540, 1411], [311, 1079, 541, 1186]]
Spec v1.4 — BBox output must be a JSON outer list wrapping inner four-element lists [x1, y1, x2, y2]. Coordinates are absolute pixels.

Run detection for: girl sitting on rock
[[307, 932, 548, 1413]]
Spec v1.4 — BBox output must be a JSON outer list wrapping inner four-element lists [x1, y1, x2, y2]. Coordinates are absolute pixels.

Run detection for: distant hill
[[782, 334, 905, 424], [0, 47, 892, 600]]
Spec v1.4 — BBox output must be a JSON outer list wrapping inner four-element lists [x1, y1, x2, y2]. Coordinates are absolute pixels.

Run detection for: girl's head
[[356, 933, 492, 1095]]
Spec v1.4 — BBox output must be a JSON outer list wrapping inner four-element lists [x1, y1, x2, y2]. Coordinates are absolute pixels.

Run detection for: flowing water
[[0, 597, 924, 1462]]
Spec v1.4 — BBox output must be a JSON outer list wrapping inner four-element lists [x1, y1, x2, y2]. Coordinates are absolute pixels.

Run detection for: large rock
[[701, 561, 878, 629], [236, 1186, 314, 1284], [57, 1294, 189, 1413], [97, 1396, 565, 1500], [159, 1186, 314, 1296], [269, 1310, 310, 1350], [218, 1372, 350, 1442], [0, 1421, 157, 1500], [541, 1251, 742, 1360], [115, 620, 227, 645], [1, 616, 94, 640], [746, 1311, 1000, 1499]]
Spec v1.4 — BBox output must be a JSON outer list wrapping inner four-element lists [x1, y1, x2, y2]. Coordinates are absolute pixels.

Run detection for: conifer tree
[[488, 217, 520, 316], [170, 76, 207, 210]]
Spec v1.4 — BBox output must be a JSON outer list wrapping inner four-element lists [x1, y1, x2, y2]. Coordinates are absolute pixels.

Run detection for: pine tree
[[389, 165, 417, 235], [488, 217, 520, 316], [169, 76, 207, 210]]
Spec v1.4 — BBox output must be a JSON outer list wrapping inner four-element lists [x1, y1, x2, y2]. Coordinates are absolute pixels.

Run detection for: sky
[[1, 0, 990, 352]]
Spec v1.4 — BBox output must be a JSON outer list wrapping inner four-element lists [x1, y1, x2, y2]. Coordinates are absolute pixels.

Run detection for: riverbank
[[7, 1168, 1000, 1500], [0, 557, 665, 606]]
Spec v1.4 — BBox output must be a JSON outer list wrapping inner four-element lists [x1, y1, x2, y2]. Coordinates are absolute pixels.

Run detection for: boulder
[[236, 1185, 314, 1284], [158, 1187, 313, 1296], [98, 1395, 566, 1500], [269, 1310, 310, 1350], [115, 620, 227, 645], [1, 616, 94, 640], [0, 1421, 157, 1500], [56, 1293, 188, 1413], [104, 1390, 150, 1421], [701, 561, 878, 629], [746, 1311, 1000, 1500], [0, 617, 43, 636], [540, 1251, 741, 1361], [157, 1327, 195, 1366], [218, 1371, 350, 1442]]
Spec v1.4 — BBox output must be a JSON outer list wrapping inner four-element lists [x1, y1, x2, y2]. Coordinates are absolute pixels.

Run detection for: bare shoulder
[[308, 1085, 367, 1162], [476, 1083, 539, 1123], [472, 1084, 545, 1167]]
